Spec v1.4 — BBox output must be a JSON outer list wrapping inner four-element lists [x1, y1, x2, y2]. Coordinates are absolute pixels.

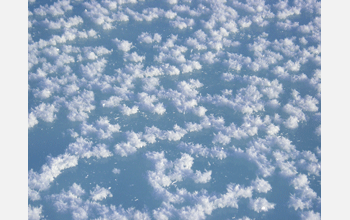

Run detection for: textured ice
[[28, 0, 321, 219]]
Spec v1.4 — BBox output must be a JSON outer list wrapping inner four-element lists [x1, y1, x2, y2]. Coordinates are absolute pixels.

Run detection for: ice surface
[[28, 0, 321, 219]]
